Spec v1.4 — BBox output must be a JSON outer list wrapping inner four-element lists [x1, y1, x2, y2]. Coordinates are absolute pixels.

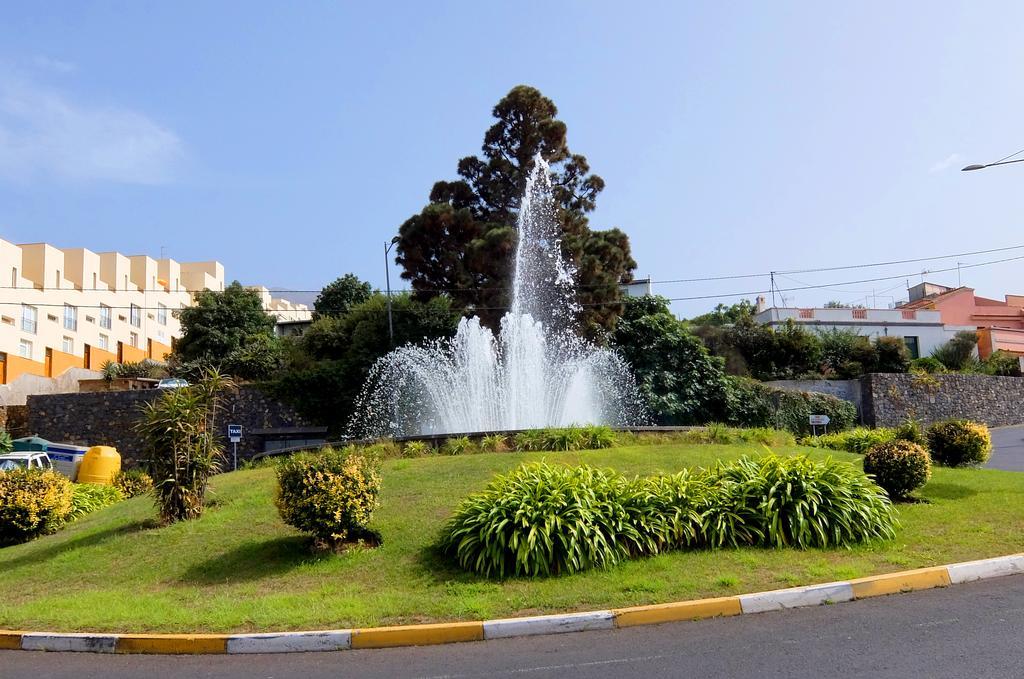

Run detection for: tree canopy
[[173, 282, 277, 364], [314, 274, 373, 319], [395, 85, 636, 337]]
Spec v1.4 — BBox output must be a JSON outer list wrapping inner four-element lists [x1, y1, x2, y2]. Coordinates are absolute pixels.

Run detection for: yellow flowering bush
[[0, 468, 74, 546], [275, 447, 381, 549], [927, 420, 992, 467]]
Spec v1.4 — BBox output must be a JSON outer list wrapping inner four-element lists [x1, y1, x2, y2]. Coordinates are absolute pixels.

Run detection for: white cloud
[[928, 153, 961, 173], [0, 74, 183, 185]]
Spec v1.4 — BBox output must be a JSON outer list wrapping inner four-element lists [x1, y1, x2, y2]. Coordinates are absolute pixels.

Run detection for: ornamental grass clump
[[276, 447, 382, 551], [439, 462, 645, 577], [927, 420, 992, 467], [113, 469, 154, 499], [863, 440, 931, 500], [68, 483, 124, 521], [801, 427, 896, 454], [709, 455, 898, 549], [0, 468, 73, 546]]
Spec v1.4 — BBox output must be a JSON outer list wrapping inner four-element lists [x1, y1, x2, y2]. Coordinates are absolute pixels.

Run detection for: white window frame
[[63, 304, 78, 331], [21, 305, 37, 334], [130, 304, 141, 328], [157, 303, 168, 325], [62, 336, 74, 354], [98, 334, 109, 351], [99, 304, 112, 329], [129, 332, 139, 348], [18, 339, 32, 358]]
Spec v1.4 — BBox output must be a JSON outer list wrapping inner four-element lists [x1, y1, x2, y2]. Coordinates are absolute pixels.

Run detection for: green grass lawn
[[1, 442, 1022, 633]]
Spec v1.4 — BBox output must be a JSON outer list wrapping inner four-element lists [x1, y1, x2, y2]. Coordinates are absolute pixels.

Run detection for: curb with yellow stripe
[[3, 553, 1022, 654]]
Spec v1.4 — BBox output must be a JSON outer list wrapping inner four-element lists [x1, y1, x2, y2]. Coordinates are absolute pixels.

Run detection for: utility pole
[[770, 271, 777, 308]]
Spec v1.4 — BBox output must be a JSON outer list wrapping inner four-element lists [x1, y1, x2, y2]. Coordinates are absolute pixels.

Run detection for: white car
[[157, 378, 189, 389], [0, 452, 53, 472]]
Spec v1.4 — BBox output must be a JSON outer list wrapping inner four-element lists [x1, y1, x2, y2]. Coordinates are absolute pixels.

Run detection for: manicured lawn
[[1, 442, 1022, 633]]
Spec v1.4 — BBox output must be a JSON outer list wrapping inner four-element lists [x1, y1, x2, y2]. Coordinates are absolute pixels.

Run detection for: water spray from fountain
[[351, 154, 643, 437]]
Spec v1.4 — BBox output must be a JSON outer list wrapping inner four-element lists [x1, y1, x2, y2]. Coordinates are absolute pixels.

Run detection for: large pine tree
[[395, 85, 636, 337]]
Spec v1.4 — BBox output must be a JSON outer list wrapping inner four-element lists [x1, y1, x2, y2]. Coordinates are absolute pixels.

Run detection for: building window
[[63, 304, 78, 331], [98, 334, 109, 351], [904, 336, 920, 359], [157, 303, 168, 325], [10, 267, 16, 287], [62, 336, 73, 354], [123, 274, 128, 290], [99, 304, 112, 329], [129, 332, 139, 348], [18, 339, 32, 358], [130, 304, 141, 328], [55, 269, 62, 288], [92, 272, 98, 289], [21, 305, 37, 334]]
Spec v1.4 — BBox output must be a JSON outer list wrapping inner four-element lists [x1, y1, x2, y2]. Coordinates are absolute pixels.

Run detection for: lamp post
[[384, 236, 400, 345], [962, 148, 1024, 172]]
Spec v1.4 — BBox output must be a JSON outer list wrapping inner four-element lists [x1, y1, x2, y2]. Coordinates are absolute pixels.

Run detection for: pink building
[[902, 283, 1024, 358]]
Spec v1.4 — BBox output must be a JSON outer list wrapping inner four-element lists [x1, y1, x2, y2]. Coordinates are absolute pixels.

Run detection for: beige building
[[0, 239, 310, 385]]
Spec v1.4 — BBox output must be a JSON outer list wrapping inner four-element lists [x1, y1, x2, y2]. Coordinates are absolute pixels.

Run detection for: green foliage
[[931, 331, 979, 372], [697, 425, 795, 447], [863, 440, 931, 500], [581, 425, 617, 449], [480, 434, 508, 453], [442, 436, 475, 456], [275, 447, 381, 548], [270, 293, 460, 433], [513, 430, 548, 452], [801, 427, 897, 454], [893, 419, 927, 447], [395, 85, 635, 336], [817, 328, 876, 378], [173, 282, 277, 364], [719, 319, 822, 380], [510, 427, 619, 452], [314, 274, 373, 319], [101, 360, 165, 381], [221, 333, 284, 381], [0, 431, 12, 453], [137, 370, 234, 524], [0, 468, 73, 545], [402, 440, 431, 458], [927, 420, 992, 467], [874, 336, 911, 373], [113, 469, 154, 499], [685, 300, 756, 327], [910, 357, 946, 374], [612, 295, 730, 424], [724, 377, 856, 435], [441, 455, 897, 577], [68, 483, 124, 521], [982, 350, 1022, 377]]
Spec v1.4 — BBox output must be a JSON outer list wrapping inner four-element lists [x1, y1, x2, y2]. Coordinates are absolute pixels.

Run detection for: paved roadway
[[4, 575, 1024, 679], [989, 425, 1024, 471]]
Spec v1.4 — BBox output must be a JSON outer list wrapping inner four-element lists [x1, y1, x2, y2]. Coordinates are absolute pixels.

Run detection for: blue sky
[[1, 1, 1023, 316]]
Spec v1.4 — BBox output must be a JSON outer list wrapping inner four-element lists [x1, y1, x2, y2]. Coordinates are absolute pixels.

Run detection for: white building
[[753, 300, 975, 358]]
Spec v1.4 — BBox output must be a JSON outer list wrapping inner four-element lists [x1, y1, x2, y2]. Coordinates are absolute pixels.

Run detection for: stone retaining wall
[[862, 373, 1024, 427], [25, 386, 316, 468]]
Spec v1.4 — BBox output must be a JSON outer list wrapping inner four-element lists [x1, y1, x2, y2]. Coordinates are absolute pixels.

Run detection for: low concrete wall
[[862, 373, 1024, 427], [25, 386, 316, 468]]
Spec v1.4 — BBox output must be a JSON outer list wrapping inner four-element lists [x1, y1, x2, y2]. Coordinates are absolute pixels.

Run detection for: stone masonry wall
[[863, 373, 1024, 427], [25, 386, 314, 468]]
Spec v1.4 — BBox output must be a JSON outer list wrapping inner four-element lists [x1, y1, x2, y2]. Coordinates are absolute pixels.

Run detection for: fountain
[[351, 155, 642, 437]]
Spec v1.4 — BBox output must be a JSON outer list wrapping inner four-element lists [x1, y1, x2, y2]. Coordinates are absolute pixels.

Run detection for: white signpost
[[808, 414, 830, 436], [228, 424, 242, 471]]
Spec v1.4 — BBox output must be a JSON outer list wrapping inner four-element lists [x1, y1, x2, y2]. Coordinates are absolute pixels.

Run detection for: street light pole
[[384, 236, 400, 345], [962, 147, 1024, 172]]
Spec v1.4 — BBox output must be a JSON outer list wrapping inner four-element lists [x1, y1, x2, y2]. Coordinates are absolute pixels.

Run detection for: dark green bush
[[113, 469, 154, 499], [442, 436, 475, 456], [931, 331, 979, 372], [725, 377, 856, 435], [893, 419, 927, 447], [874, 336, 911, 373], [402, 440, 431, 457], [275, 447, 381, 548], [863, 440, 931, 500], [927, 420, 992, 467], [910, 357, 946, 374], [0, 469, 73, 545], [982, 350, 1022, 377], [68, 483, 124, 521], [480, 434, 507, 453]]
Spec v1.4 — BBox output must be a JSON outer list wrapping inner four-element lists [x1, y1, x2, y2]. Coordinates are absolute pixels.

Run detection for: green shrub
[[440, 462, 644, 577], [68, 483, 124, 521], [581, 425, 617, 449], [275, 447, 381, 548], [927, 420, 992, 467], [362, 440, 402, 459], [710, 455, 897, 548], [513, 430, 548, 452], [480, 434, 507, 453], [543, 427, 587, 451], [725, 377, 856, 435], [874, 336, 911, 373], [0, 469, 74, 545], [982, 350, 1023, 377], [734, 427, 796, 447], [910, 357, 946, 374], [402, 440, 431, 457], [113, 469, 154, 499], [801, 427, 896, 453], [442, 436, 475, 456], [931, 331, 979, 372], [863, 440, 931, 500], [893, 419, 927, 447], [0, 431, 12, 453]]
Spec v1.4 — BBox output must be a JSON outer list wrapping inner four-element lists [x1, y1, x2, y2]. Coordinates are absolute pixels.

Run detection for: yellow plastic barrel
[[77, 446, 121, 485]]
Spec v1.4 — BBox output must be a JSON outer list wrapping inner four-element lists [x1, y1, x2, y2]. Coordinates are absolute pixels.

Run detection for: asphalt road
[[989, 425, 1024, 471], [4, 575, 1024, 679]]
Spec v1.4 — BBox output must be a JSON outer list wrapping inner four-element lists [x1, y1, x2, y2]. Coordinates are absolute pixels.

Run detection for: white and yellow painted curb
[[3, 553, 1022, 654]]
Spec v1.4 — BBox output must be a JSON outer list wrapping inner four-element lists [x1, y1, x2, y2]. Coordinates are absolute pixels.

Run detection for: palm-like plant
[[136, 368, 234, 523]]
